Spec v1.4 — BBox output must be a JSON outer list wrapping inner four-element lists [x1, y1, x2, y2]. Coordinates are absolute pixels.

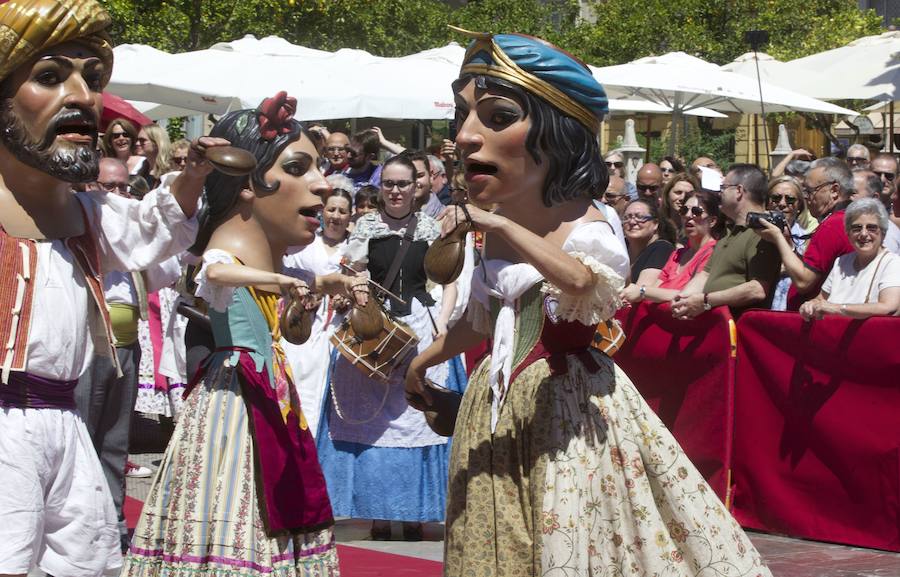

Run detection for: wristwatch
[[639, 285, 646, 301], [702, 293, 712, 311]]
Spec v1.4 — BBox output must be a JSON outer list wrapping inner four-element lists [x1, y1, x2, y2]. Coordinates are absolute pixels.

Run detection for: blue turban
[[454, 27, 608, 134]]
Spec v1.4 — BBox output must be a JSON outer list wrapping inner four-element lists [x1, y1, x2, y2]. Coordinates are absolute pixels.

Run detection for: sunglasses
[[849, 223, 882, 235], [382, 179, 413, 191], [622, 214, 655, 223], [636, 183, 660, 192], [605, 161, 624, 169], [97, 181, 131, 194], [172, 156, 187, 166], [874, 170, 896, 182], [847, 156, 868, 165], [135, 137, 150, 145], [768, 194, 798, 205], [110, 131, 130, 139], [677, 205, 705, 217]]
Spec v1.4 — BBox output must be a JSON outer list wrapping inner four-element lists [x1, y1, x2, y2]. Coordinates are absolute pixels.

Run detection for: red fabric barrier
[[614, 303, 735, 499], [731, 311, 900, 552]]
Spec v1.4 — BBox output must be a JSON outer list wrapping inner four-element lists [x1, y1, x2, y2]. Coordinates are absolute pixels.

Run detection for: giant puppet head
[[0, 0, 114, 183]]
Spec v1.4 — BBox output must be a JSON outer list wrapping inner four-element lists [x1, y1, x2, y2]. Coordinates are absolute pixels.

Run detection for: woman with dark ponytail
[[125, 92, 364, 576]]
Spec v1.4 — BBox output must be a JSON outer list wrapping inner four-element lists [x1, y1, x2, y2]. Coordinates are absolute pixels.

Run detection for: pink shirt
[[658, 239, 717, 290]]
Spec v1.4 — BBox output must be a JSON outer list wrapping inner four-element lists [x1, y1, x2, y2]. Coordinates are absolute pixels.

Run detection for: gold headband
[[454, 27, 601, 135], [0, 0, 113, 85]]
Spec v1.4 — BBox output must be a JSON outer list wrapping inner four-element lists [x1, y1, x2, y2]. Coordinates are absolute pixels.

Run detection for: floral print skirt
[[444, 351, 771, 577], [123, 360, 339, 577]]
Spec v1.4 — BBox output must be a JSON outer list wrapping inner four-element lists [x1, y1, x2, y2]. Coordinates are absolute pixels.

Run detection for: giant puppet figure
[[0, 1, 221, 575], [406, 30, 774, 577]]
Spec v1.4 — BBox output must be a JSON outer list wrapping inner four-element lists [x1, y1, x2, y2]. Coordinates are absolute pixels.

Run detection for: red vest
[[0, 208, 116, 383]]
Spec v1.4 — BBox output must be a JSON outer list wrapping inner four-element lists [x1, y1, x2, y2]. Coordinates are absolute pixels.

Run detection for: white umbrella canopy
[[591, 51, 857, 116], [720, 52, 822, 96], [785, 31, 900, 101]]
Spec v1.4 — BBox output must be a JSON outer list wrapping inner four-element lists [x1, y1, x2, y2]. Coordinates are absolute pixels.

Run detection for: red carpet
[[124, 496, 443, 575]]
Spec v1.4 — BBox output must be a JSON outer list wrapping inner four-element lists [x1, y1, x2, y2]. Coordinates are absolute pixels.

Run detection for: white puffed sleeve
[[541, 221, 628, 324], [194, 249, 237, 313], [78, 182, 199, 274]]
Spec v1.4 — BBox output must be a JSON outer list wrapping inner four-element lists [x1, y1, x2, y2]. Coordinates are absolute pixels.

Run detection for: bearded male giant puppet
[[0, 1, 225, 575]]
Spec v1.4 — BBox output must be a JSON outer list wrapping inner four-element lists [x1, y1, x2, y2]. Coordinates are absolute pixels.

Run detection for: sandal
[[402, 522, 423, 542], [371, 520, 392, 541]]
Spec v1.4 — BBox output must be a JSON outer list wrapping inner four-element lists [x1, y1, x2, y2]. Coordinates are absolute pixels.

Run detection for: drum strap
[[381, 214, 418, 302]]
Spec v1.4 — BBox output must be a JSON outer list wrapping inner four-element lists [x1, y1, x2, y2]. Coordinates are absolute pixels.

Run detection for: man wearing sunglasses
[[635, 163, 664, 202], [871, 153, 899, 226], [755, 158, 855, 310]]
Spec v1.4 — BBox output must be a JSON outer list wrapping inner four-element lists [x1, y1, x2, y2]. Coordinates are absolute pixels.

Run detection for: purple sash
[[0, 371, 78, 410]]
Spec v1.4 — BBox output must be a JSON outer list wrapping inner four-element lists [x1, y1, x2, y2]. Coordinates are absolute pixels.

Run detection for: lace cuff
[[541, 251, 624, 325], [195, 249, 237, 312]]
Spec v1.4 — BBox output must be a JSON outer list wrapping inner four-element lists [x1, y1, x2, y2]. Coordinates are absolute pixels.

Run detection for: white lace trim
[[540, 251, 624, 325], [194, 249, 237, 313]]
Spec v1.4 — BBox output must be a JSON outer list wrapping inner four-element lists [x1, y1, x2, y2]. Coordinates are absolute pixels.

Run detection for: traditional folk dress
[[281, 234, 348, 438], [124, 249, 339, 577], [316, 211, 467, 522], [444, 221, 772, 577], [0, 186, 198, 577]]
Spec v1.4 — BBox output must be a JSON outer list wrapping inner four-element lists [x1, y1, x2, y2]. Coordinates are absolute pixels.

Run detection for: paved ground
[[122, 452, 900, 577]]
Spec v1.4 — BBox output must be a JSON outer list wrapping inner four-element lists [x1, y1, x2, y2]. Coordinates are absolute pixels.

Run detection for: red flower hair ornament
[[257, 91, 297, 140]]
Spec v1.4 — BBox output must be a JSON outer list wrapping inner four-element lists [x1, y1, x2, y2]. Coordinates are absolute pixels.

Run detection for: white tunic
[[26, 186, 197, 380]]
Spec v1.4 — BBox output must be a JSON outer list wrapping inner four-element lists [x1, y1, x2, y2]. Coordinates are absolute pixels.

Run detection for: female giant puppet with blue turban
[[406, 30, 773, 577]]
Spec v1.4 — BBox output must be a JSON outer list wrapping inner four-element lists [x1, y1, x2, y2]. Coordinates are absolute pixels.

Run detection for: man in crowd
[[635, 163, 663, 202], [757, 158, 854, 310], [871, 152, 899, 226], [76, 158, 182, 553], [323, 130, 351, 175], [853, 168, 900, 254], [343, 129, 383, 191], [428, 154, 452, 205], [846, 143, 871, 170], [672, 164, 781, 319], [601, 174, 629, 218], [0, 1, 220, 574]]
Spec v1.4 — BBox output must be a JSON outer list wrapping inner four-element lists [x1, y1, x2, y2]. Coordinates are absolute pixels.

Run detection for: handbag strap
[[864, 251, 888, 304], [381, 213, 418, 297]]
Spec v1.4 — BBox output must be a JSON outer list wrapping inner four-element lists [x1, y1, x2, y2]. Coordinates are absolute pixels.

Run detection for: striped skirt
[[123, 359, 339, 577]]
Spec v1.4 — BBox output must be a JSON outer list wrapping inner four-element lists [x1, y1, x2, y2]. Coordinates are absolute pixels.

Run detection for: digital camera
[[746, 210, 787, 231]]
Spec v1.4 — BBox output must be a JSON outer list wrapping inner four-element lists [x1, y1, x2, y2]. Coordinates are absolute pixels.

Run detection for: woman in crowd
[[768, 176, 817, 310], [622, 192, 722, 303], [659, 171, 700, 243], [623, 198, 675, 287], [169, 138, 191, 172], [135, 124, 172, 188], [125, 93, 365, 576], [101, 117, 144, 174], [604, 149, 637, 199], [316, 154, 465, 542], [405, 30, 771, 577], [800, 198, 900, 320], [658, 154, 685, 183], [282, 178, 355, 437]]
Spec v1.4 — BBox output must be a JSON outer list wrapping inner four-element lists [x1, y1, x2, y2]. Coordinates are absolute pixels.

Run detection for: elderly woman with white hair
[[800, 198, 900, 320]]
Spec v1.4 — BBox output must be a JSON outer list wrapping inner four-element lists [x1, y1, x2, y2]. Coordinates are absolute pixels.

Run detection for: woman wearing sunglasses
[[621, 193, 722, 303], [658, 155, 684, 184], [767, 176, 818, 310], [316, 154, 464, 542], [659, 172, 699, 244], [101, 118, 144, 175]]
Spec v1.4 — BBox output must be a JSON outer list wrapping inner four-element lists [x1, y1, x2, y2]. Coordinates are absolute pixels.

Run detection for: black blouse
[[366, 236, 434, 316], [630, 239, 675, 283]]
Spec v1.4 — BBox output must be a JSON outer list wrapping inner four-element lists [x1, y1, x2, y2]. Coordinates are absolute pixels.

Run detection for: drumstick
[[340, 264, 407, 306]]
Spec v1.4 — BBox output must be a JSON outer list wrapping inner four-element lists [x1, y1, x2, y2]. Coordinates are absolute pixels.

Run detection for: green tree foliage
[[568, 0, 883, 66]]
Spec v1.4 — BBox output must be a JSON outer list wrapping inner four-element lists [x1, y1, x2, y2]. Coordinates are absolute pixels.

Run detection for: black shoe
[[371, 522, 392, 541], [402, 522, 423, 541]]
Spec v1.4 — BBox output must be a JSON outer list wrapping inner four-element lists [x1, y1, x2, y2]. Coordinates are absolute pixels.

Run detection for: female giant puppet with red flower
[[124, 92, 365, 576]]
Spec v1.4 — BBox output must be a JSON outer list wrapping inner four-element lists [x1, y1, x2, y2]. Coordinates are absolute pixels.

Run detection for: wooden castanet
[[280, 287, 313, 345], [424, 220, 472, 284], [205, 146, 257, 176], [419, 380, 462, 437]]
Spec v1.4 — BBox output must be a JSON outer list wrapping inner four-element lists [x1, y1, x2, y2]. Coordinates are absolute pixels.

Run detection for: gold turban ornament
[[0, 0, 113, 86]]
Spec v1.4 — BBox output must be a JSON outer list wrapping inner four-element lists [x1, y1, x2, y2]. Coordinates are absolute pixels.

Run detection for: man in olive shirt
[[671, 164, 782, 319]]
